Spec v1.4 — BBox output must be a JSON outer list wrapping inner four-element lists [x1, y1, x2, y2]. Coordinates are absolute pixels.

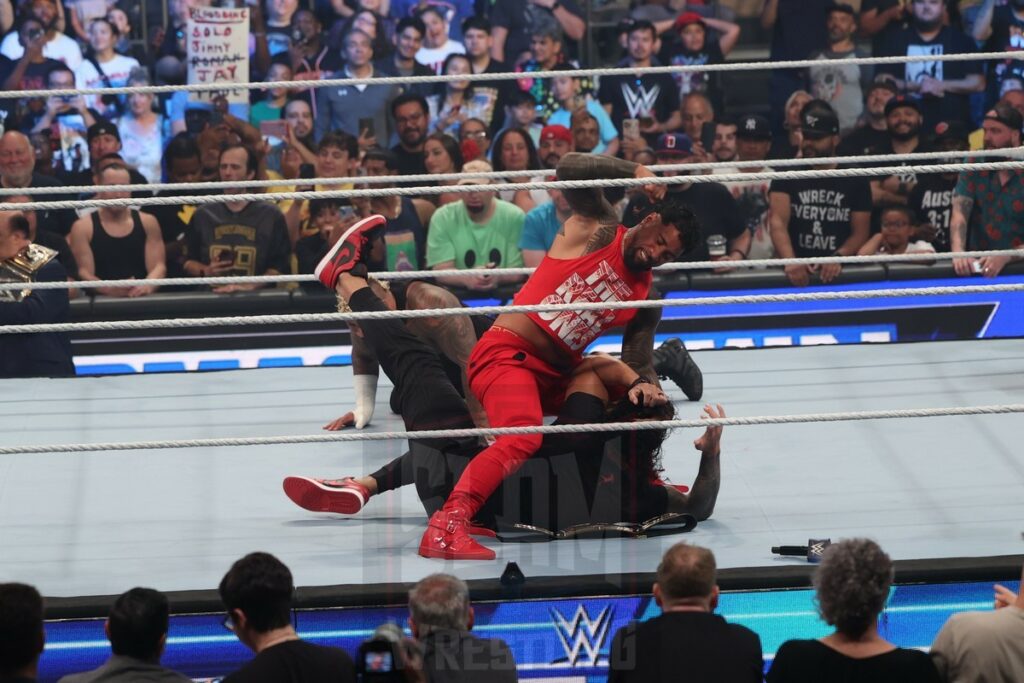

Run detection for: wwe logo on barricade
[[550, 604, 613, 666]]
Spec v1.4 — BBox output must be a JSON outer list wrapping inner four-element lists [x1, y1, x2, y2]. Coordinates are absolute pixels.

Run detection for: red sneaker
[[282, 476, 371, 515], [314, 214, 387, 290], [419, 508, 496, 560]]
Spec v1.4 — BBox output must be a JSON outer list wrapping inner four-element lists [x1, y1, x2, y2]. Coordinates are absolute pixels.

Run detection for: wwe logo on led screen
[[550, 604, 613, 666]]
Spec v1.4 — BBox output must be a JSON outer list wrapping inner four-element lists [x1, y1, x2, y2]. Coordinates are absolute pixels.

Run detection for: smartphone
[[339, 205, 356, 220], [358, 117, 375, 139], [622, 118, 640, 139], [972, 260, 984, 274], [701, 121, 717, 152], [260, 119, 288, 139], [299, 163, 316, 180], [216, 248, 236, 264]]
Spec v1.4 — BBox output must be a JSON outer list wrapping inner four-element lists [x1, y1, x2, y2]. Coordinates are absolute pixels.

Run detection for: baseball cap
[[456, 159, 494, 185], [931, 120, 970, 145], [673, 11, 706, 32], [87, 121, 121, 143], [984, 102, 1024, 132], [800, 102, 840, 139], [540, 124, 572, 144], [655, 132, 693, 156], [736, 114, 772, 141], [884, 95, 922, 117]]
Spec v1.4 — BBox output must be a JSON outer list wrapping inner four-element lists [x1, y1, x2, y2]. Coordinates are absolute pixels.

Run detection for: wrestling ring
[[0, 49, 1023, 679]]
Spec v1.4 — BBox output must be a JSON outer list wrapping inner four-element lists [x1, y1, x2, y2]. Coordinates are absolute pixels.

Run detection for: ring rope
[[3, 159, 1022, 212], [5, 249, 1021, 293], [5, 283, 1023, 335], [0, 149, 1014, 197], [1, 404, 1020, 456], [2, 50, 1017, 100]]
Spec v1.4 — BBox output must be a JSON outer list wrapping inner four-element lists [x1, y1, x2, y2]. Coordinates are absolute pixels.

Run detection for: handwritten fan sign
[[187, 6, 249, 104]]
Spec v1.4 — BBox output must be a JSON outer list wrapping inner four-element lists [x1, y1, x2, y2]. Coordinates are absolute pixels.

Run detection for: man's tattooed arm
[[557, 153, 639, 224], [620, 297, 662, 383]]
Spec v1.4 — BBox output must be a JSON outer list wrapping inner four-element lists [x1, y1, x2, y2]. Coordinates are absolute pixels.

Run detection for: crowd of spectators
[[0, 0, 1022, 299], [2, 542, 1021, 682]]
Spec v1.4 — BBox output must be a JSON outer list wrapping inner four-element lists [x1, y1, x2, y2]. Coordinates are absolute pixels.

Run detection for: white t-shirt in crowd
[[75, 53, 141, 115], [0, 31, 83, 70], [880, 240, 936, 255], [415, 40, 465, 75], [116, 115, 164, 184]]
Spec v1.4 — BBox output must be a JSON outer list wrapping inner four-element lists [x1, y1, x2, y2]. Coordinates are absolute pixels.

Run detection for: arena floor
[[2, 339, 1022, 599]]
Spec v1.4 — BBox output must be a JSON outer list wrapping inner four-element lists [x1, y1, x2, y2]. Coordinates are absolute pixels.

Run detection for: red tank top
[[514, 225, 652, 358]]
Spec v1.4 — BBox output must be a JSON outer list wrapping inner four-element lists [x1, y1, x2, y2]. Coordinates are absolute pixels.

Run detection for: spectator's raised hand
[[994, 584, 1017, 610]]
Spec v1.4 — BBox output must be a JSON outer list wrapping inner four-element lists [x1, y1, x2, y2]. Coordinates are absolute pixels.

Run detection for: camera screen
[[364, 651, 393, 672]]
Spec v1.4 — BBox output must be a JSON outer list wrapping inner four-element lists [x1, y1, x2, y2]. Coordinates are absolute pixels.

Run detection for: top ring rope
[[4, 283, 1024, 335], [1, 50, 1018, 99], [4, 249, 1022, 292], [2, 159, 1023, 212], [0, 403, 1021, 456], [0, 148, 1016, 197]]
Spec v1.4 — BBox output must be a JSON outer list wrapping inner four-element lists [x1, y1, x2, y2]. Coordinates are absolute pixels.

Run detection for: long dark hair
[[424, 132, 464, 172], [440, 52, 474, 99], [491, 127, 540, 173], [605, 394, 676, 483]]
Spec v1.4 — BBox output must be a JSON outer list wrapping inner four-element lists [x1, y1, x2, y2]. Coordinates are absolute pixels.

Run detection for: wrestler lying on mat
[[283, 271, 724, 536]]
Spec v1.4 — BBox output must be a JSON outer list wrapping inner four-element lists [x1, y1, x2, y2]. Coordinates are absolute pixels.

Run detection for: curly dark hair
[[606, 393, 675, 483], [814, 538, 893, 638], [651, 198, 702, 256]]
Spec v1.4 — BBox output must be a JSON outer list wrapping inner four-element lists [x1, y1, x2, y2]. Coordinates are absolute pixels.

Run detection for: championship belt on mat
[[0, 243, 58, 303]]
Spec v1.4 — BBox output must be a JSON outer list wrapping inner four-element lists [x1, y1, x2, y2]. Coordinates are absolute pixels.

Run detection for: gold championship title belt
[[0, 244, 58, 303]]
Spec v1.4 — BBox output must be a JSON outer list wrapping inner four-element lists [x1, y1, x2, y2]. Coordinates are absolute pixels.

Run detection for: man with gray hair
[[408, 573, 517, 682], [607, 543, 762, 683]]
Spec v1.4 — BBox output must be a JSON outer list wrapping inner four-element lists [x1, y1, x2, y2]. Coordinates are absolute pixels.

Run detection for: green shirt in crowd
[[426, 198, 526, 270]]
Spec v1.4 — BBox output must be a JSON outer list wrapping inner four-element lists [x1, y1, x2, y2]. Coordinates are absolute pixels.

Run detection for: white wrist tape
[[352, 374, 378, 429]]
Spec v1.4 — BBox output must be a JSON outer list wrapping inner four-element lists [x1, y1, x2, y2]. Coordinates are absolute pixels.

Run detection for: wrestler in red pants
[[418, 152, 696, 560]]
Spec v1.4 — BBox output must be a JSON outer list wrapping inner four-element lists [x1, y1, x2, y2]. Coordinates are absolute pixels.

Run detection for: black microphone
[[772, 538, 832, 563]]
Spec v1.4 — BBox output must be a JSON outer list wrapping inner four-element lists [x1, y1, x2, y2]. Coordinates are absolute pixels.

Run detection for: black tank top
[[90, 210, 148, 281]]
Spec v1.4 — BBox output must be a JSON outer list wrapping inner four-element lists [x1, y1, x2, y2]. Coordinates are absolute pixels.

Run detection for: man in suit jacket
[[608, 543, 764, 683], [409, 574, 518, 683], [0, 210, 74, 378]]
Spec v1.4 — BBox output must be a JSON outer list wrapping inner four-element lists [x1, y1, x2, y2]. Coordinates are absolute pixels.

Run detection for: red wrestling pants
[[443, 327, 574, 516]]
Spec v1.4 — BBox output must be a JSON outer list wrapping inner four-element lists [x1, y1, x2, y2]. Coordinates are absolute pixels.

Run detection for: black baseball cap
[[884, 95, 922, 117], [87, 121, 121, 143], [800, 101, 840, 139], [736, 114, 772, 141], [984, 102, 1024, 132]]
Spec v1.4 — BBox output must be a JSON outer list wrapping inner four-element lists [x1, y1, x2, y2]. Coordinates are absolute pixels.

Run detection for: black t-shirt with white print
[[770, 176, 872, 256]]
